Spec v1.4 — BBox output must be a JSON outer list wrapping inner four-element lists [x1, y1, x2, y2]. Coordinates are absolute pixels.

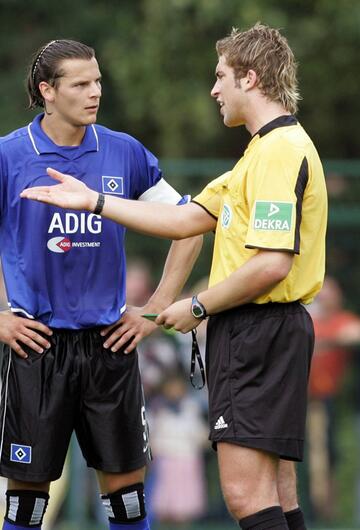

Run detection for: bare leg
[[96, 466, 146, 494], [217, 442, 280, 520], [7, 480, 50, 493], [277, 460, 299, 512]]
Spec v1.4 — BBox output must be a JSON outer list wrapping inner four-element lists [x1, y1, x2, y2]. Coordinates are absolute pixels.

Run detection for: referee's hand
[[0, 311, 52, 358]]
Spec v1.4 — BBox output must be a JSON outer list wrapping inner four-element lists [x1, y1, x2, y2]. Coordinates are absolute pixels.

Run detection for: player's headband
[[32, 40, 58, 83]]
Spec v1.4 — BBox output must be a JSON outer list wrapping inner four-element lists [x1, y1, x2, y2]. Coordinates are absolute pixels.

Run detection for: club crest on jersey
[[253, 201, 293, 231], [221, 204, 232, 228], [10, 444, 32, 464], [102, 176, 124, 195]]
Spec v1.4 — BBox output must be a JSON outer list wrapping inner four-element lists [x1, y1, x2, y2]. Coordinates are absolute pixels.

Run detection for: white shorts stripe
[[0, 351, 12, 463]]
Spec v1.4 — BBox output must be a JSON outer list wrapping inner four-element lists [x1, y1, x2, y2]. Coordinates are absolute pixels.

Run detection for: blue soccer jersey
[[0, 114, 182, 328]]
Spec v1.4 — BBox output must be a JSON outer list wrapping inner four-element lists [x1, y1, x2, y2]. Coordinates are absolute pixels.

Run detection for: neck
[[40, 114, 86, 146], [245, 98, 290, 136]]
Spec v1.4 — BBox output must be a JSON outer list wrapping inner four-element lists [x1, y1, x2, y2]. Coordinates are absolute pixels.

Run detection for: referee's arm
[[197, 250, 294, 315]]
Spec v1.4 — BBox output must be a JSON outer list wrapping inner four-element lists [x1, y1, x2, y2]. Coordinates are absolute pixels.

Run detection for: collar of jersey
[[254, 114, 298, 139], [27, 113, 99, 159]]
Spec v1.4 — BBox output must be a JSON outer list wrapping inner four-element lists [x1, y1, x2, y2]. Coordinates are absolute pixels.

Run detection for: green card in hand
[[141, 313, 158, 322]]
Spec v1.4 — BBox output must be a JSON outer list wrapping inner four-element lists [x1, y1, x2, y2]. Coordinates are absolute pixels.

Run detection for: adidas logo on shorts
[[214, 415, 228, 430]]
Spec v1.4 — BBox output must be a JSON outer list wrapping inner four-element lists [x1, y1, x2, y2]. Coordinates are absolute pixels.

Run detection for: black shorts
[[206, 302, 314, 462], [0, 328, 150, 482]]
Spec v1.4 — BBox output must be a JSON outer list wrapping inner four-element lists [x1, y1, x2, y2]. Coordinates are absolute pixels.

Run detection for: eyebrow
[[68, 74, 102, 83]]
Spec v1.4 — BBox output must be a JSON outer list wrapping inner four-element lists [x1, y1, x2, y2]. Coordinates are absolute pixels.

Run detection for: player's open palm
[[20, 167, 96, 211], [0, 311, 52, 358]]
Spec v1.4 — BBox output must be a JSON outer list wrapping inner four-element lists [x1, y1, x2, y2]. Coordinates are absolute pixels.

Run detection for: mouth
[[85, 106, 99, 112]]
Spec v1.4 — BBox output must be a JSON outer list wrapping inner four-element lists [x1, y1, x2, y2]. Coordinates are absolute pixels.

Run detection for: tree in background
[[0, 0, 359, 158]]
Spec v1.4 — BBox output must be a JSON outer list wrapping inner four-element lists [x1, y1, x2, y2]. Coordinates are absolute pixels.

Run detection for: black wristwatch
[[191, 295, 207, 319]]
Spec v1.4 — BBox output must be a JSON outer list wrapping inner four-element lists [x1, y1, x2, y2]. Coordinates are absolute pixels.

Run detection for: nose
[[211, 81, 219, 98], [90, 81, 102, 99]]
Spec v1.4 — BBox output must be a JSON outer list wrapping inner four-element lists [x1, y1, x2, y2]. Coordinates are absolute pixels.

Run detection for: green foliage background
[[1, 0, 360, 159]]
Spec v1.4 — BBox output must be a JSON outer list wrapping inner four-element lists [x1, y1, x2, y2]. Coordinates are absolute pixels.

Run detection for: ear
[[38, 81, 56, 104], [243, 69, 258, 91]]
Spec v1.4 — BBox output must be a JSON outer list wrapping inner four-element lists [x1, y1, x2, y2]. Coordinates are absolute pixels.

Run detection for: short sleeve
[[192, 171, 231, 219], [129, 139, 163, 198]]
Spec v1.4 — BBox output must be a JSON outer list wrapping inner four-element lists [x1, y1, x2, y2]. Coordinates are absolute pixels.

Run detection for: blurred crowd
[[0, 262, 360, 529]]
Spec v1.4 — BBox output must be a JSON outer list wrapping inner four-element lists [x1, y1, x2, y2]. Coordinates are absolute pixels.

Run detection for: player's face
[[48, 57, 102, 127], [211, 55, 246, 127]]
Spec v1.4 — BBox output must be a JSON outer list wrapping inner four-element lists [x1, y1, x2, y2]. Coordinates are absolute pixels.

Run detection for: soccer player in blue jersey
[[0, 39, 202, 530]]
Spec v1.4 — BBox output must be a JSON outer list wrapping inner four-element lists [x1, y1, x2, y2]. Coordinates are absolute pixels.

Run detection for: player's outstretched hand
[[101, 307, 158, 354], [20, 167, 98, 212], [0, 311, 52, 358]]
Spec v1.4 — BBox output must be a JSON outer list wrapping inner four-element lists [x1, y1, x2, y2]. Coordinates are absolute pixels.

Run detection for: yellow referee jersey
[[193, 115, 328, 304]]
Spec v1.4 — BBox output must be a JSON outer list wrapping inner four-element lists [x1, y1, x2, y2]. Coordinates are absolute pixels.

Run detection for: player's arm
[[20, 168, 215, 238], [99, 177, 205, 352], [102, 235, 203, 352], [0, 311, 52, 358], [157, 249, 294, 333]]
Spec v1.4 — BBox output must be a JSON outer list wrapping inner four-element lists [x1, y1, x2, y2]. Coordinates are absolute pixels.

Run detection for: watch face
[[192, 303, 204, 318]]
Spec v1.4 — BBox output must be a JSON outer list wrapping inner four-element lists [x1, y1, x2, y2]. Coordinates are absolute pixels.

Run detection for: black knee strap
[[101, 482, 146, 523], [5, 490, 49, 528]]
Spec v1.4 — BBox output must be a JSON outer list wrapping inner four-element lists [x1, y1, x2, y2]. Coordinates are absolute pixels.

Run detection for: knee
[[100, 482, 147, 525], [222, 477, 280, 520], [222, 481, 247, 519]]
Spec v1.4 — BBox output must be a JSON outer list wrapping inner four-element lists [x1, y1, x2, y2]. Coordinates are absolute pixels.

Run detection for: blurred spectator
[[126, 258, 155, 307], [307, 276, 360, 522], [148, 370, 208, 526]]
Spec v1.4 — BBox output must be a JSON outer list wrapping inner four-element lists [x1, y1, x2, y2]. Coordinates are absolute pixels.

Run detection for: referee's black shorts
[[0, 328, 150, 482], [206, 301, 314, 462]]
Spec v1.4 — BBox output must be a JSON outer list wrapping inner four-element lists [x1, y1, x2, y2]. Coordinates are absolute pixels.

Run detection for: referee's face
[[45, 57, 102, 128], [211, 55, 246, 128]]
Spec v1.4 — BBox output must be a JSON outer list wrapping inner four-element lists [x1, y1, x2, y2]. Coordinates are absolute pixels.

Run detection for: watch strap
[[94, 193, 105, 215], [191, 295, 207, 319]]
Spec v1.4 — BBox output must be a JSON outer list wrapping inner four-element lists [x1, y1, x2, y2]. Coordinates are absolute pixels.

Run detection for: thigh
[[76, 337, 151, 474], [0, 341, 77, 482], [217, 442, 280, 517]]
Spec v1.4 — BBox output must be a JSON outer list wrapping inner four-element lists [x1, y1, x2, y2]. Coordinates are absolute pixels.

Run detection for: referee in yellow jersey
[[21, 23, 327, 530]]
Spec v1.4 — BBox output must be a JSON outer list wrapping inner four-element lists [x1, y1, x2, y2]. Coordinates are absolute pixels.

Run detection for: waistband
[[211, 301, 302, 318]]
